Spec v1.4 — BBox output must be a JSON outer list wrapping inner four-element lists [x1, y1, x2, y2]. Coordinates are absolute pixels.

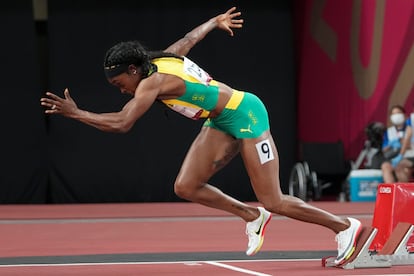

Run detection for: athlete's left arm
[[164, 7, 243, 56]]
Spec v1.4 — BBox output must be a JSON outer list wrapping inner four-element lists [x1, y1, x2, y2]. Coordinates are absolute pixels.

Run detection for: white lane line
[[204, 261, 272, 276]]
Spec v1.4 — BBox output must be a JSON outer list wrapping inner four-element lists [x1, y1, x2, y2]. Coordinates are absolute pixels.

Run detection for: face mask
[[390, 113, 405, 125]]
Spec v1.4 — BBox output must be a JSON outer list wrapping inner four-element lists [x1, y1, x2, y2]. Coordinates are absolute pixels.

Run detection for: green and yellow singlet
[[152, 57, 220, 120], [152, 56, 270, 139]]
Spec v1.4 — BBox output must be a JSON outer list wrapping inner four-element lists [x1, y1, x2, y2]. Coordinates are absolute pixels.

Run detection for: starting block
[[322, 222, 414, 269]]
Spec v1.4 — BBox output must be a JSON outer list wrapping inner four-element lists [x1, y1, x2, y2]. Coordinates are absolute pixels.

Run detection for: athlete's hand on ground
[[216, 7, 243, 36], [40, 88, 79, 116]]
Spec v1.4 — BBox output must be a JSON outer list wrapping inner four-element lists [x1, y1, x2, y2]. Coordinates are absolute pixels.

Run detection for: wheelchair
[[289, 122, 386, 202], [288, 161, 321, 201], [288, 141, 351, 202]]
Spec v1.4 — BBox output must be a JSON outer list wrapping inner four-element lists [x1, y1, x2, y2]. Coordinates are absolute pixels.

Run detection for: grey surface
[[0, 251, 336, 265]]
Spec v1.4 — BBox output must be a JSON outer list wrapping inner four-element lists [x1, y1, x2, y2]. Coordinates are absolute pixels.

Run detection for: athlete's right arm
[[40, 78, 160, 133], [164, 7, 243, 56]]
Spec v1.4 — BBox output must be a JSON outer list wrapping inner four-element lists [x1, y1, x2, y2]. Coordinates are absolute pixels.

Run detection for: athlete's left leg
[[174, 126, 261, 222]]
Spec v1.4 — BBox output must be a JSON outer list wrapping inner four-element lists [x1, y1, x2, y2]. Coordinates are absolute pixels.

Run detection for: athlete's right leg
[[239, 131, 349, 232], [239, 131, 361, 263], [173, 126, 261, 222]]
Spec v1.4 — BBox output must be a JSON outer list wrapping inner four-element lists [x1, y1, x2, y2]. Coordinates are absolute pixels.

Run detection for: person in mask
[[394, 104, 414, 182], [380, 105, 408, 182]]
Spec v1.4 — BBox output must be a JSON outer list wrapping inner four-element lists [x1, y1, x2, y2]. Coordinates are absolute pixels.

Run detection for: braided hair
[[103, 41, 182, 78]]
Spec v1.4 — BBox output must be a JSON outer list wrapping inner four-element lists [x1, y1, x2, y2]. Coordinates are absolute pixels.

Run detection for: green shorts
[[203, 91, 270, 139]]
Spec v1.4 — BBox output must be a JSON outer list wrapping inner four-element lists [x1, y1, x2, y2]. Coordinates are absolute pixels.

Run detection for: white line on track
[[204, 261, 272, 276], [1, 260, 413, 276]]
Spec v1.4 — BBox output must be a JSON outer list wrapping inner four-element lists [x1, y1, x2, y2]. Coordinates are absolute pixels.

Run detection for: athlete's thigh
[[239, 130, 283, 204], [175, 126, 240, 187]]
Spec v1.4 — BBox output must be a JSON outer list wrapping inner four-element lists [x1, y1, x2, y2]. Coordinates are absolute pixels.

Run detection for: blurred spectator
[[370, 105, 408, 183], [395, 104, 414, 182]]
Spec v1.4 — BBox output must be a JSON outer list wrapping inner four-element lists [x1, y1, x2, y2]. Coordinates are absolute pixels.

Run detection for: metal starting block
[[322, 222, 414, 269]]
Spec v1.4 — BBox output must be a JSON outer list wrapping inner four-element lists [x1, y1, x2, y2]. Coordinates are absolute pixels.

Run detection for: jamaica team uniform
[[152, 57, 269, 139]]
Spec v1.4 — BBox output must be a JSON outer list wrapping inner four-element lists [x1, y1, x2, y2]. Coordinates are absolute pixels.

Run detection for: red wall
[[294, 0, 414, 159]]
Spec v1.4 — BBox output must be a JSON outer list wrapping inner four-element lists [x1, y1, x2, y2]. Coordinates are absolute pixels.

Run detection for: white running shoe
[[334, 217, 362, 265], [245, 207, 272, 256]]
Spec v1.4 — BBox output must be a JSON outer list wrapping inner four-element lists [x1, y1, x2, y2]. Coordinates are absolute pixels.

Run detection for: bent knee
[[174, 179, 195, 200], [261, 194, 306, 215], [260, 196, 285, 214]]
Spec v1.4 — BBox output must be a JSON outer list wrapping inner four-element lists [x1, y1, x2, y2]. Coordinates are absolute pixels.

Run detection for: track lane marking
[[204, 261, 272, 276]]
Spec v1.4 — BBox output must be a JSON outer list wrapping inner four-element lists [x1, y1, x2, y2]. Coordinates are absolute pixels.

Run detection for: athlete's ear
[[128, 64, 138, 75]]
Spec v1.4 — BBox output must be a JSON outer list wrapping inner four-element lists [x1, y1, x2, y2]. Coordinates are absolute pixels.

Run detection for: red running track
[[0, 201, 412, 275]]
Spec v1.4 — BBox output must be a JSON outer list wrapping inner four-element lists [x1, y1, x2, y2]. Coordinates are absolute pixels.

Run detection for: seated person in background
[[379, 105, 408, 183], [395, 105, 414, 182], [363, 122, 386, 169]]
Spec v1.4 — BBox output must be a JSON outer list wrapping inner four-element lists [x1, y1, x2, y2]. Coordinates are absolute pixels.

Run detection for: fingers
[[226, 19, 243, 36], [40, 89, 65, 113], [225, 7, 242, 23], [44, 91, 62, 101], [230, 12, 242, 19], [40, 98, 58, 112], [226, 7, 243, 33], [227, 7, 241, 19], [40, 102, 59, 114], [64, 88, 71, 100], [40, 93, 59, 107], [231, 19, 243, 26], [226, 7, 237, 15]]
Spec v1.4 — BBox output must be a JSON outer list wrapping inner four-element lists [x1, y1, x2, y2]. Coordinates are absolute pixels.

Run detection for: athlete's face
[[108, 70, 140, 96]]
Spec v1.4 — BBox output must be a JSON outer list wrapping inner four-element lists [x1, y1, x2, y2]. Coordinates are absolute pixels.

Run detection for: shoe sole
[[335, 222, 363, 265], [247, 211, 272, 256]]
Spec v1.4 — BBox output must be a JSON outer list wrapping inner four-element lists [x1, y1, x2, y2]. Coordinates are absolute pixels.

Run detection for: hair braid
[[103, 41, 152, 76], [103, 41, 184, 77]]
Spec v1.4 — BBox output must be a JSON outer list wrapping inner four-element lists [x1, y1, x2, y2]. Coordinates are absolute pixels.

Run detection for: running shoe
[[334, 217, 362, 265], [245, 207, 272, 256]]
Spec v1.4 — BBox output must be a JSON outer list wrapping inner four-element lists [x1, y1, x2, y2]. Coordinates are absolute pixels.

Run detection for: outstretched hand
[[40, 88, 78, 116], [216, 7, 243, 36]]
